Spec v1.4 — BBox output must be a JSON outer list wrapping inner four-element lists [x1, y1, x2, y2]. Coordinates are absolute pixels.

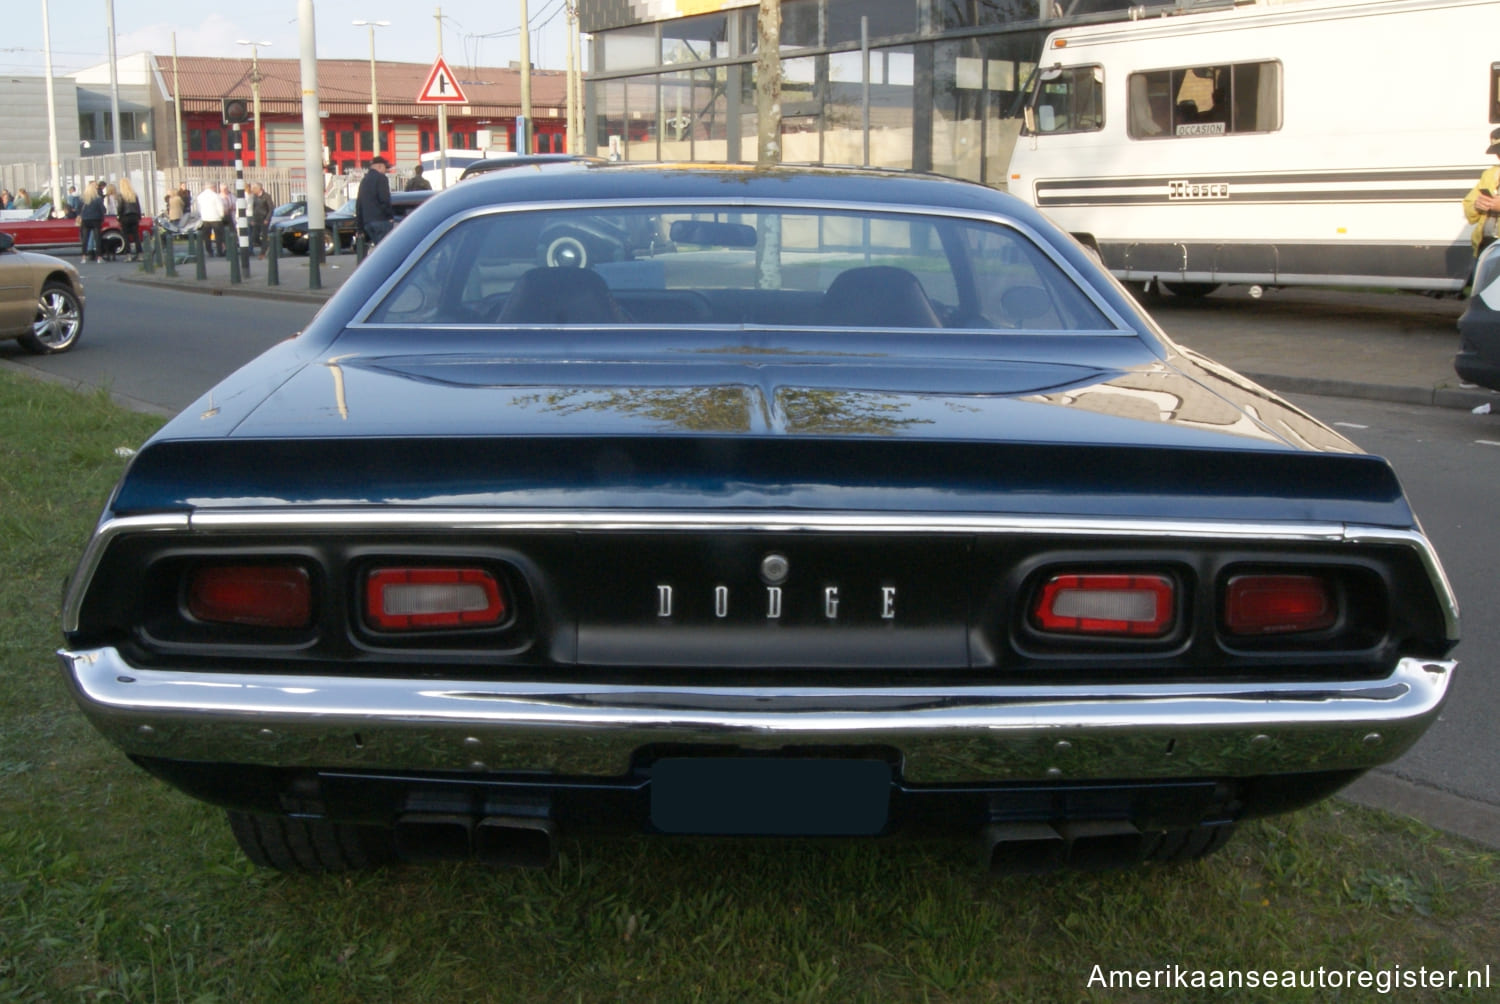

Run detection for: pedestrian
[[167, 186, 185, 227], [78, 182, 105, 263], [197, 183, 226, 257], [355, 155, 395, 248], [1464, 128, 1500, 282], [13, 188, 30, 210], [405, 163, 432, 192], [248, 182, 273, 258], [65, 185, 82, 218], [179, 183, 193, 219], [117, 176, 143, 261]]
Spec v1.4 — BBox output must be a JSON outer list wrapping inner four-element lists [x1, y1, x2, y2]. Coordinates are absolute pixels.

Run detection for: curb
[[1241, 371, 1500, 413]]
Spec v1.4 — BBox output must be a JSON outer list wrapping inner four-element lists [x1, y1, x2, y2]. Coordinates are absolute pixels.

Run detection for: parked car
[[0, 231, 85, 353], [59, 164, 1458, 874], [1454, 241, 1500, 391], [0, 205, 153, 259], [269, 190, 430, 255]]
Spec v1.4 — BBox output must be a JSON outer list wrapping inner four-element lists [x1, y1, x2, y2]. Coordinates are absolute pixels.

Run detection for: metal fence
[[1, 153, 315, 219]]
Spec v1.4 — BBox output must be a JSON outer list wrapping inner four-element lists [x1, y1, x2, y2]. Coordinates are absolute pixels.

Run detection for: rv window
[[1025, 64, 1104, 135], [1127, 61, 1281, 140]]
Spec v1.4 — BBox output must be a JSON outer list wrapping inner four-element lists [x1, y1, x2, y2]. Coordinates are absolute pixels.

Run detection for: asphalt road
[[5, 269, 1496, 844], [0, 264, 312, 415]]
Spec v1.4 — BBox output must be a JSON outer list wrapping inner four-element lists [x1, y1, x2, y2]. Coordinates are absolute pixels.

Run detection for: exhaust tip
[[394, 813, 474, 862], [475, 815, 556, 868]]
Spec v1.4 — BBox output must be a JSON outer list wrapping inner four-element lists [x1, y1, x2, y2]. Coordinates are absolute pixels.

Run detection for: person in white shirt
[[197, 184, 226, 257]]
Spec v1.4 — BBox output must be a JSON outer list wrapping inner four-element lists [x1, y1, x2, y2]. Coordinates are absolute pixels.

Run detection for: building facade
[[576, 0, 1228, 186], [152, 55, 568, 174]]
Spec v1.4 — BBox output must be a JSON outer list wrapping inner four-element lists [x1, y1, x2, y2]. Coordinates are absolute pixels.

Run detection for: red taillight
[[187, 564, 312, 629], [1224, 574, 1336, 635], [366, 567, 507, 631], [1031, 573, 1174, 637]]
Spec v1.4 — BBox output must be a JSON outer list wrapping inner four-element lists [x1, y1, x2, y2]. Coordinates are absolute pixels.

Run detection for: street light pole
[[236, 40, 271, 167], [352, 20, 391, 161]]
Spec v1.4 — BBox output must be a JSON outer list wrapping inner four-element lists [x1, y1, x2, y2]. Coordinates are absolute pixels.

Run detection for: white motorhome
[[1006, 0, 1500, 295]]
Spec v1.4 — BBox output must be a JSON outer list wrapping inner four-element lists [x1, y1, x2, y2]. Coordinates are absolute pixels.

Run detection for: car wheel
[[226, 810, 396, 873], [18, 280, 84, 354], [545, 234, 589, 268], [101, 230, 125, 259], [1160, 282, 1221, 299]]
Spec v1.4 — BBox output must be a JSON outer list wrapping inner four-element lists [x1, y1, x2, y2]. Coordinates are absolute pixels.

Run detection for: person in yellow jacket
[[1464, 128, 1500, 259]]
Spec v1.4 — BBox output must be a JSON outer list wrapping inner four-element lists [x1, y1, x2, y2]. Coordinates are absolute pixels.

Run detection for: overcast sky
[[5, 0, 576, 79]]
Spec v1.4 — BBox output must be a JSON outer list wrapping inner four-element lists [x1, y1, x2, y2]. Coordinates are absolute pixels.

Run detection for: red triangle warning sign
[[417, 57, 468, 104]]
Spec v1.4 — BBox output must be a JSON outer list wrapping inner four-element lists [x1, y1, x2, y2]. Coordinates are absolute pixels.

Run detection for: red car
[[0, 206, 154, 258]]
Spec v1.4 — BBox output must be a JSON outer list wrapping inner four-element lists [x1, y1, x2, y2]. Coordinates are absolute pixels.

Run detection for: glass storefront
[[582, 0, 1142, 187]]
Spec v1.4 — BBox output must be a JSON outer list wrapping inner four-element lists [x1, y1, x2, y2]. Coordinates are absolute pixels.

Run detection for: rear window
[[366, 205, 1114, 332]]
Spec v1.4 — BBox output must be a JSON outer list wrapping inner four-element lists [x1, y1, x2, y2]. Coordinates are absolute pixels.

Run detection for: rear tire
[[1141, 822, 1237, 864], [227, 811, 397, 873], [18, 280, 84, 354]]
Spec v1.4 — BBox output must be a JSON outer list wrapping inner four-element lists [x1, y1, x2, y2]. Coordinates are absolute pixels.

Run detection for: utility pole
[[756, 0, 781, 167], [105, 0, 124, 180], [298, 0, 324, 288], [236, 40, 271, 166], [172, 34, 184, 168], [42, 0, 64, 217], [353, 21, 390, 160], [518, 0, 532, 153], [436, 7, 448, 185], [564, 0, 576, 153]]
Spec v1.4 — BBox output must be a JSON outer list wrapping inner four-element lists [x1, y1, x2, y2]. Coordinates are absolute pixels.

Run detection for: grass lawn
[[1, 367, 1496, 1002]]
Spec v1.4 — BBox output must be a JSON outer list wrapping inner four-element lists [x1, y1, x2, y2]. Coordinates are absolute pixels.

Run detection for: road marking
[[1334, 422, 1369, 430]]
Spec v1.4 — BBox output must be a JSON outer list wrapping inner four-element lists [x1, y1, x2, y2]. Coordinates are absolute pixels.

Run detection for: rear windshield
[[366, 205, 1115, 332]]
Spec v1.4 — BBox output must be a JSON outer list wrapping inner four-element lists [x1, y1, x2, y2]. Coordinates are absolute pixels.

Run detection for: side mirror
[[1023, 107, 1037, 134]]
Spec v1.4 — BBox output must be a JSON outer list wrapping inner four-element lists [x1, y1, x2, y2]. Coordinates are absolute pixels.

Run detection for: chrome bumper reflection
[[59, 647, 1453, 785]]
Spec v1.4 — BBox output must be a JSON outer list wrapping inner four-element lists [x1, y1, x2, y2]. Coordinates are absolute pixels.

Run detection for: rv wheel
[[1160, 282, 1221, 299]]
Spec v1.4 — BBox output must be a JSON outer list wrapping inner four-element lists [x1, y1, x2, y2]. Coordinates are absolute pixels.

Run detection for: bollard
[[354, 232, 367, 264], [164, 231, 176, 277], [141, 230, 156, 274], [194, 231, 207, 280], [308, 230, 322, 290], [228, 229, 242, 284], [266, 231, 279, 286]]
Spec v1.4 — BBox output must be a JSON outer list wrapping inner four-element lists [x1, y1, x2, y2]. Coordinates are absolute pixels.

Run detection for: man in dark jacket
[[405, 163, 432, 191], [355, 156, 394, 246], [248, 183, 274, 258]]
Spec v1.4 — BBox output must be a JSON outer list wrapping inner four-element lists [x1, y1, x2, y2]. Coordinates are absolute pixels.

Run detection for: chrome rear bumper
[[60, 647, 1453, 785]]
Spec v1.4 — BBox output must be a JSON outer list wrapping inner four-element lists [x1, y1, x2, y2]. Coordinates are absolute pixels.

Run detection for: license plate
[[650, 758, 892, 835]]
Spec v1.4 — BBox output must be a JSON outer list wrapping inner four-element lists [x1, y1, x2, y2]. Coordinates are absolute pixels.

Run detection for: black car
[[270, 190, 431, 256], [1454, 242, 1500, 390], [60, 164, 1457, 874]]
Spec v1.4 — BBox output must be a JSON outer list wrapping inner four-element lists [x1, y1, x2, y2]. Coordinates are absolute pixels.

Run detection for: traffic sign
[[417, 57, 469, 104]]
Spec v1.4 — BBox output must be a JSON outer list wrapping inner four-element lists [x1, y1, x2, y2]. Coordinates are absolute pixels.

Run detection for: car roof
[[432, 161, 1035, 224]]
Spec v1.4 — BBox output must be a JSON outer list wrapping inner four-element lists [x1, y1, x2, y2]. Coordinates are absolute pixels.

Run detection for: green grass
[[2, 368, 1497, 1002]]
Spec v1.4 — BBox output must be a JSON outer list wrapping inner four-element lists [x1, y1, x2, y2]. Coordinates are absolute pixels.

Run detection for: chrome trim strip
[[61, 513, 190, 634], [62, 509, 1459, 641], [59, 647, 1454, 784]]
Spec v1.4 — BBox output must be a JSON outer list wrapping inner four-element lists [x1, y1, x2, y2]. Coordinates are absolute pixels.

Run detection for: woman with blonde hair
[[116, 176, 144, 261]]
